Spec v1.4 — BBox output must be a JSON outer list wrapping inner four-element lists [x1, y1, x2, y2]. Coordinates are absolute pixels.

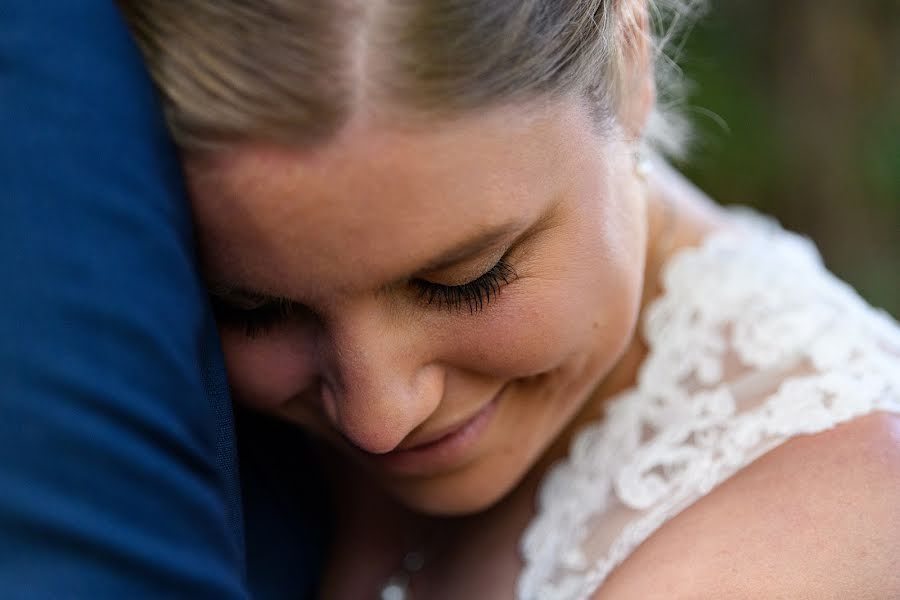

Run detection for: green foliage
[[679, 1, 900, 315]]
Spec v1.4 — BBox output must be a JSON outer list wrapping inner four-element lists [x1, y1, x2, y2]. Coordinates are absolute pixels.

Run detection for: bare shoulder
[[593, 412, 900, 600]]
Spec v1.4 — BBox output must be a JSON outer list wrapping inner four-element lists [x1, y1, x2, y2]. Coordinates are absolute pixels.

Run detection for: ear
[[617, 0, 656, 141]]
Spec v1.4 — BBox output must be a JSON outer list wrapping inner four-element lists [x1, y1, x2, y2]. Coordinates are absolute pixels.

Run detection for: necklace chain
[[380, 549, 426, 600]]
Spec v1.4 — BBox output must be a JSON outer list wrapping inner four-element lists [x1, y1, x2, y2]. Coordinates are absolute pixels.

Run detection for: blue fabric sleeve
[[0, 3, 247, 597]]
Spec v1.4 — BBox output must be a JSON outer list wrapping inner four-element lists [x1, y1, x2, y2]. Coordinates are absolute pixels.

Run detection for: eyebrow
[[207, 223, 522, 304], [413, 222, 522, 275], [207, 207, 553, 304]]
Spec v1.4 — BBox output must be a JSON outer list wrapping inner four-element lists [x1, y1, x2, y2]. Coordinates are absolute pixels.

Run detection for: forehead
[[186, 99, 603, 297]]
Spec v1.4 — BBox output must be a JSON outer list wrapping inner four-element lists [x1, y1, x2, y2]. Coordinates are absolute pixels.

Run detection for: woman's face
[[186, 97, 648, 514]]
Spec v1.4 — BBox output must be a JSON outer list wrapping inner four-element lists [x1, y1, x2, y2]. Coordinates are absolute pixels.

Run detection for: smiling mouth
[[360, 384, 508, 476], [394, 404, 493, 452]]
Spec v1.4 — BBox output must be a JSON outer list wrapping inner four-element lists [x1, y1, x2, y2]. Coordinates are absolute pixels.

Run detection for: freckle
[[592, 322, 600, 330]]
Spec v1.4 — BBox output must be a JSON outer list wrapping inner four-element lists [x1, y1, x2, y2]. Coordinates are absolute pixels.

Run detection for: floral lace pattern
[[517, 210, 900, 600]]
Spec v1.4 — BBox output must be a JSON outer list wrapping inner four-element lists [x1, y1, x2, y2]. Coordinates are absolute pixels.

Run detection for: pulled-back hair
[[117, 0, 704, 155]]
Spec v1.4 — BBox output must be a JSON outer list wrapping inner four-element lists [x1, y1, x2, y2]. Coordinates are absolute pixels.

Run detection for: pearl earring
[[634, 150, 653, 181]]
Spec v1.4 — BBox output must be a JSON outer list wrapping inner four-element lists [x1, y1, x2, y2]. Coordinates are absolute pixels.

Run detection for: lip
[[363, 384, 507, 477]]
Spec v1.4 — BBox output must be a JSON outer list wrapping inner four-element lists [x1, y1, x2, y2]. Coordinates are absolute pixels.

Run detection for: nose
[[319, 301, 444, 455]]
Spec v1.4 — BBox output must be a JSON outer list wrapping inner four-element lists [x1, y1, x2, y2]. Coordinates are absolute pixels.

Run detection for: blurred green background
[[676, 1, 899, 316]]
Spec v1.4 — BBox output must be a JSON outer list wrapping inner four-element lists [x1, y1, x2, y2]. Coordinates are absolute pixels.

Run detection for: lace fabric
[[517, 210, 900, 600]]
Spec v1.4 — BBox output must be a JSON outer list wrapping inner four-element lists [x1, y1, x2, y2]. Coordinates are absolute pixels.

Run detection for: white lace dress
[[517, 210, 900, 600]]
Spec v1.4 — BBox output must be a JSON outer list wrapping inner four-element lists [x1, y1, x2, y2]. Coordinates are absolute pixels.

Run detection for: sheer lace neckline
[[516, 211, 900, 600]]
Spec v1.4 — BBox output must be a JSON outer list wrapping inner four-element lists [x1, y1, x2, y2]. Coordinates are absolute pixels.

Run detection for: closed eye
[[208, 257, 518, 338], [209, 293, 300, 338], [413, 259, 517, 314]]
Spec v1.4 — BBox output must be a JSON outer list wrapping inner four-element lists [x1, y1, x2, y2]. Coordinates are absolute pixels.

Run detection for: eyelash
[[413, 259, 518, 314], [211, 259, 518, 338], [210, 296, 299, 339]]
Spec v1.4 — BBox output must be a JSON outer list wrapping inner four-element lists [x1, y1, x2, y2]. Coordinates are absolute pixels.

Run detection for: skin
[[594, 412, 900, 600], [180, 4, 900, 594], [188, 98, 659, 516], [184, 94, 900, 600], [185, 0, 664, 519]]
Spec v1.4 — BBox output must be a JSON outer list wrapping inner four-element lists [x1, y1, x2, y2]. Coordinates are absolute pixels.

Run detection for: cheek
[[448, 179, 646, 380], [218, 326, 318, 412], [447, 236, 643, 379]]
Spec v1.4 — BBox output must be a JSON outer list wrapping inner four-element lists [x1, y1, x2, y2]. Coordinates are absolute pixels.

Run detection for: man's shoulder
[[593, 411, 900, 600]]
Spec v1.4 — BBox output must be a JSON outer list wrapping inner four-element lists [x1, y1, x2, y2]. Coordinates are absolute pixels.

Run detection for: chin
[[383, 459, 527, 516]]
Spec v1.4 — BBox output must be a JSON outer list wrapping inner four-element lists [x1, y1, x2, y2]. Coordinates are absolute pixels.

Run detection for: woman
[[118, 1, 900, 598]]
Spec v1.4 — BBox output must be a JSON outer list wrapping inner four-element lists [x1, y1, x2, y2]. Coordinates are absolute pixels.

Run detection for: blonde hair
[[117, 0, 705, 156]]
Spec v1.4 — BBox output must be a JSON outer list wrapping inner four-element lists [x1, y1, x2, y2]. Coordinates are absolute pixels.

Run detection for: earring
[[634, 149, 653, 181]]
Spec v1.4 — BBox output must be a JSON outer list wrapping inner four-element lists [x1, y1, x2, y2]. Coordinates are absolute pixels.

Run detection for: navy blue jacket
[[0, 3, 326, 597]]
